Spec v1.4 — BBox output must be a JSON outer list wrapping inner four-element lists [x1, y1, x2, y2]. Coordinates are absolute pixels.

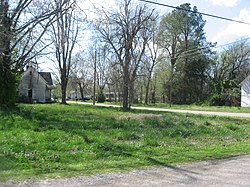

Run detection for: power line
[[214, 37, 250, 49], [186, 37, 250, 56], [166, 37, 250, 60], [139, 0, 250, 26]]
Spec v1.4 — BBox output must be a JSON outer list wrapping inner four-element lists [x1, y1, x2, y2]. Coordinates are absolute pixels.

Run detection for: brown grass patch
[[116, 113, 163, 120]]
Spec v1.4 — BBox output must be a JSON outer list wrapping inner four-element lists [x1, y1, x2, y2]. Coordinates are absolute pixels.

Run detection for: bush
[[209, 93, 225, 106], [97, 88, 105, 103]]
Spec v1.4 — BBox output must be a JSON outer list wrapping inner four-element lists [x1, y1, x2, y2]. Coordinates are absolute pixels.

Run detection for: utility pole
[[93, 50, 97, 105]]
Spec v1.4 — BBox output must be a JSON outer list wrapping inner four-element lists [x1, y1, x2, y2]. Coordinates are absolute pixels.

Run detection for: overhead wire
[[139, 0, 250, 26], [138, 0, 250, 59], [165, 37, 250, 60]]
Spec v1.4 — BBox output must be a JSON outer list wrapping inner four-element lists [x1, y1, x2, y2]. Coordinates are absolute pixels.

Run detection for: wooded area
[[1, 0, 250, 109]]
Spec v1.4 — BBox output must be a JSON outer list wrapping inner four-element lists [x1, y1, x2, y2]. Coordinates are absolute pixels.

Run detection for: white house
[[18, 63, 54, 103], [240, 74, 250, 107]]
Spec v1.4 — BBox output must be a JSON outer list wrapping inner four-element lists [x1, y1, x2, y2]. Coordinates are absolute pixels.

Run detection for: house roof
[[38, 72, 53, 86]]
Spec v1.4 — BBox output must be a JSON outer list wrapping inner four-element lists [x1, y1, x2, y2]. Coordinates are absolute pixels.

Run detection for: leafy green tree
[[158, 3, 213, 104], [210, 39, 250, 106], [158, 9, 182, 106]]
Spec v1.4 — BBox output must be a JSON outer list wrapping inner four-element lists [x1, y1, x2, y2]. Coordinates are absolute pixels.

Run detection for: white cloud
[[209, 0, 239, 7], [212, 8, 250, 45]]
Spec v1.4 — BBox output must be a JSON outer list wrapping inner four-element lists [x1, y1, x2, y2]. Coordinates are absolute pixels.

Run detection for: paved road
[[69, 101, 250, 118], [3, 155, 250, 187]]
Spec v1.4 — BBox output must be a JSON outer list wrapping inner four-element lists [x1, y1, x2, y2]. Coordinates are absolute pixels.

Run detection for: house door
[[28, 89, 32, 98]]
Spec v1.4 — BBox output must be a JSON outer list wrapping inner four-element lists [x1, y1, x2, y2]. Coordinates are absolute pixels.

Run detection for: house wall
[[45, 88, 52, 102], [32, 75, 46, 103], [18, 67, 46, 103], [241, 81, 250, 107]]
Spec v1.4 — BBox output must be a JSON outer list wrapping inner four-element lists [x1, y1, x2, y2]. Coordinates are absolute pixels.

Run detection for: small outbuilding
[[18, 63, 54, 103], [240, 74, 250, 107]]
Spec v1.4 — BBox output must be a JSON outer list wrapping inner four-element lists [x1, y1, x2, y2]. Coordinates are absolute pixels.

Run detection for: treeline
[[1, 0, 250, 109], [87, 1, 250, 108]]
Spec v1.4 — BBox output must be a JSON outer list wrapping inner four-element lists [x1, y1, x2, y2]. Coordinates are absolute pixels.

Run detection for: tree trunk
[[108, 84, 111, 102], [129, 81, 135, 107], [122, 57, 130, 109], [169, 59, 175, 107], [145, 71, 152, 104], [61, 72, 68, 104], [79, 83, 84, 100], [114, 83, 118, 102], [140, 84, 143, 104], [122, 75, 129, 109], [0, 2, 16, 107]]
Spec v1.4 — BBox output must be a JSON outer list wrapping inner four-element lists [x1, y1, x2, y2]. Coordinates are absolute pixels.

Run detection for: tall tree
[[157, 8, 182, 106], [177, 4, 212, 103], [50, 0, 80, 104], [70, 51, 90, 100], [143, 19, 160, 104], [95, 0, 155, 109], [0, 1, 14, 106], [158, 3, 213, 104]]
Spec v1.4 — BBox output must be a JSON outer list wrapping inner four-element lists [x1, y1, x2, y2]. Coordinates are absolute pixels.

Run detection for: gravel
[[1, 155, 250, 187]]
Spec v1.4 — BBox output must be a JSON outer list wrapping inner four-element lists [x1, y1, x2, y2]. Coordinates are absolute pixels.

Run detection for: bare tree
[[95, 0, 155, 109], [4, 0, 60, 68], [70, 51, 91, 100], [108, 62, 123, 102], [85, 41, 106, 103], [50, 0, 80, 104], [143, 19, 160, 104]]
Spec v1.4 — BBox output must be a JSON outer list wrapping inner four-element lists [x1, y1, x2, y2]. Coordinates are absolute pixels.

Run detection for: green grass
[[0, 104, 249, 182], [80, 100, 250, 113], [131, 102, 250, 113]]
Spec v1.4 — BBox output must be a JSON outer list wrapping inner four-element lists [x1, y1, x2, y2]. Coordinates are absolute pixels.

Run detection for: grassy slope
[[0, 104, 249, 182]]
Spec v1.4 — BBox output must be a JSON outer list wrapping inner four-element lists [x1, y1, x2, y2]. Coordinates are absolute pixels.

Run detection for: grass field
[[81, 99, 250, 112], [137, 103, 250, 113], [104, 101, 250, 113], [0, 104, 250, 182]]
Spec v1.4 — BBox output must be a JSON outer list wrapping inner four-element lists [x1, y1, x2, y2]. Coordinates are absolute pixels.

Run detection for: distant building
[[18, 63, 54, 103], [68, 90, 82, 100], [66, 77, 93, 100], [240, 74, 250, 107]]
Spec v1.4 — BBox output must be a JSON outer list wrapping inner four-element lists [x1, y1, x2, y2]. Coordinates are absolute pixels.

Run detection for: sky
[[83, 0, 250, 48], [153, 0, 250, 47]]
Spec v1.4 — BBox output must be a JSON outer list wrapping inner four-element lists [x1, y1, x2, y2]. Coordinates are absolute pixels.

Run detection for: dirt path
[[69, 101, 250, 118], [2, 155, 250, 187]]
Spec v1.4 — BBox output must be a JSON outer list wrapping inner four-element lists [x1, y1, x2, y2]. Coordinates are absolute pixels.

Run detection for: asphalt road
[[3, 155, 250, 187], [69, 101, 250, 118]]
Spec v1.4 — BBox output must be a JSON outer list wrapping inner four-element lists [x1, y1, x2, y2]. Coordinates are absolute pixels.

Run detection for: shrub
[[97, 88, 105, 103]]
